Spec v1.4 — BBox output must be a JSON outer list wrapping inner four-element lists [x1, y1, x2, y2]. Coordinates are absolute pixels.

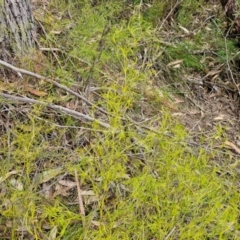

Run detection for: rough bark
[[0, 0, 37, 60], [219, 0, 240, 44], [220, 0, 236, 20]]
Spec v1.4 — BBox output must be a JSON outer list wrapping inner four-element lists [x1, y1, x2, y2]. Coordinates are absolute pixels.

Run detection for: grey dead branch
[[0, 59, 111, 128]]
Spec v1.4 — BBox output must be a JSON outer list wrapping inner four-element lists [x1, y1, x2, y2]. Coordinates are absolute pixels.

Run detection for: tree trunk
[[219, 0, 236, 20], [219, 0, 240, 45], [0, 0, 37, 61]]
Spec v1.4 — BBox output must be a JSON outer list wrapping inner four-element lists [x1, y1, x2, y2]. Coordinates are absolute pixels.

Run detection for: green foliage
[[142, 1, 169, 24], [165, 41, 205, 70], [177, 0, 204, 27]]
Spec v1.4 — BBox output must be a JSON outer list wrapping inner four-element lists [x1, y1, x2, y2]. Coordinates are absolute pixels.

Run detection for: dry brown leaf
[[27, 88, 47, 97], [159, 40, 174, 46], [0, 170, 20, 184], [85, 195, 99, 204], [42, 183, 54, 199], [6, 221, 28, 232], [144, 86, 155, 100], [174, 98, 184, 104], [188, 111, 201, 115], [24, 83, 47, 97], [95, 177, 103, 182], [172, 112, 184, 117], [167, 59, 183, 67], [42, 223, 52, 230], [51, 30, 62, 35], [122, 173, 130, 179], [159, 98, 178, 111], [210, 74, 219, 82], [0, 225, 6, 232], [9, 178, 23, 190], [58, 180, 77, 188], [172, 64, 181, 69], [179, 25, 190, 34], [72, 190, 98, 204], [53, 184, 72, 198], [48, 226, 57, 240], [81, 190, 95, 196], [214, 114, 226, 121], [66, 101, 77, 110], [208, 69, 222, 76], [91, 221, 104, 227], [33, 168, 63, 184], [225, 141, 240, 154]]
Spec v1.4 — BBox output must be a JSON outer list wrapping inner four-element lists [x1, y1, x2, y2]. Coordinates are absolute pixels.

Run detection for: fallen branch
[[0, 92, 111, 129], [0, 59, 109, 116]]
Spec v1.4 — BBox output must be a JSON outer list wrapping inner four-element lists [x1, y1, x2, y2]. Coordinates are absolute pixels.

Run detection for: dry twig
[[0, 92, 111, 128], [74, 170, 85, 217]]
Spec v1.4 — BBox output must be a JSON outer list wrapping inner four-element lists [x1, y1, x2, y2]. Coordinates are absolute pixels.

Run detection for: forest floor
[[1, 0, 240, 239]]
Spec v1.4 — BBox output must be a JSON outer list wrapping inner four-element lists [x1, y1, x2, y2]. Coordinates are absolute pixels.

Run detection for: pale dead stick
[[74, 170, 86, 225]]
